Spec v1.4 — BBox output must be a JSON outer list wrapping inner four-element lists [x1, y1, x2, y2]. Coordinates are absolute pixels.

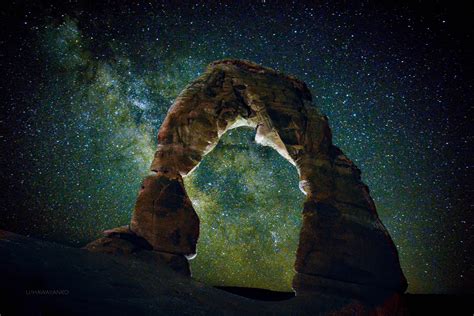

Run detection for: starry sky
[[1, 1, 472, 294]]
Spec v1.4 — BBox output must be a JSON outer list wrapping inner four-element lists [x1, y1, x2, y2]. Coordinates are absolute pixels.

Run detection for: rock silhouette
[[84, 225, 190, 276], [86, 59, 407, 303]]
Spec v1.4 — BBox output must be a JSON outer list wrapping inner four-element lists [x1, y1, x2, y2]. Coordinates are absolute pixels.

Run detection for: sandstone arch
[[88, 60, 407, 299]]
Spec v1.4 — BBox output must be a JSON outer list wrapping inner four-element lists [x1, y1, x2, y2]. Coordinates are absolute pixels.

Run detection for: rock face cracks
[[85, 60, 407, 300]]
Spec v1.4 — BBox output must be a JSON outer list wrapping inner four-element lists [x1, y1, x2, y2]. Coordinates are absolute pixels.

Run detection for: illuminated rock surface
[[130, 175, 200, 257]]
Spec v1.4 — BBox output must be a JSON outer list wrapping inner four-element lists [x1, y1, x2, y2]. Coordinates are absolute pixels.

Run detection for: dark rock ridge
[[84, 225, 190, 276], [83, 59, 407, 311]]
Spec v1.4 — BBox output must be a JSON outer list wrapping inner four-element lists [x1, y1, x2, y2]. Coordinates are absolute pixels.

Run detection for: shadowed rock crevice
[[84, 59, 407, 313]]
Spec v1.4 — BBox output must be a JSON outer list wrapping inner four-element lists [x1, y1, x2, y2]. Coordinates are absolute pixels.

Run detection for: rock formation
[[85, 59, 407, 306], [84, 225, 190, 276], [130, 174, 199, 257]]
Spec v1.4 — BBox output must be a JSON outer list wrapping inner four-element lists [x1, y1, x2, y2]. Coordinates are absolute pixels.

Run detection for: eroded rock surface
[[130, 174, 199, 257]]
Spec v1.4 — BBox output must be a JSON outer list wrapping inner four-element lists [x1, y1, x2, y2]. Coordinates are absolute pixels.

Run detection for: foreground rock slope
[[1, 230, 407, 315]]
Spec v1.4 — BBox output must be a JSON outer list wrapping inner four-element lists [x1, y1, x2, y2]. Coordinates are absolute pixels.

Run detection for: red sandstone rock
[[130, 174, 200, 257]]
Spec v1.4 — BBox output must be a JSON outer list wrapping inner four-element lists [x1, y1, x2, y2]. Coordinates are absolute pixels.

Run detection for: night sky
[[1, 1, 472, 294]]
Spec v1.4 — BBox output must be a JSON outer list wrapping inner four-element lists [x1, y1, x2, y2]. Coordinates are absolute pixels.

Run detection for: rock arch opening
[[86, 60, 407, 299], [183, 127, 304, 291]]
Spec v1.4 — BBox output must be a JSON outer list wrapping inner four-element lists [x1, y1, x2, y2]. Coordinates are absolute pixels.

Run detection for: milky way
[[1, 1, 472, 293]]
